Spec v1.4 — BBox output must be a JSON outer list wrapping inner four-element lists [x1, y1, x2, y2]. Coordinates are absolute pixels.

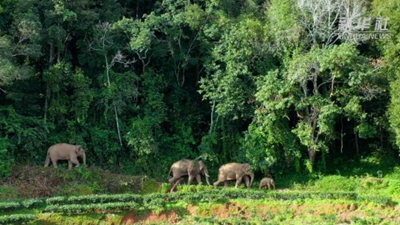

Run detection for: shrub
[[44, 202, 139, 214], [0, 214, 35, 224], [385, 179, 400, 196], [313, 175, 357, 192], [0, 202, 20, 211], [0, 186, 18, 201], [0, 138, 14, 178]]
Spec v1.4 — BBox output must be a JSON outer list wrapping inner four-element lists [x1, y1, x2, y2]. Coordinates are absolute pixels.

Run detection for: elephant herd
[[42, 143, 275, 191], [168, 159, 275, 192]]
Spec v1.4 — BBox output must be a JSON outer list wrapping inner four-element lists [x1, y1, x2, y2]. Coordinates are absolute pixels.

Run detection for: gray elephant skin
[[259, 177, 275, 190], [168, 159, 211, 186], [44, 143, 86, 169], [213, 163, 255, 188]]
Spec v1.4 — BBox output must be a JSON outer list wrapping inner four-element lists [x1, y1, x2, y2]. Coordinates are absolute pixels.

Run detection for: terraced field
[[1, 187, 399, 224]]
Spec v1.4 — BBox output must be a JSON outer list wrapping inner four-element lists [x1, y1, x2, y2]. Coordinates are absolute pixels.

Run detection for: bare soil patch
[[0, 164, 146, 199]]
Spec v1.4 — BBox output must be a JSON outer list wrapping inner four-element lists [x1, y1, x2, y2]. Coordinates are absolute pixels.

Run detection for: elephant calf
[[259, 177, 275, 190], [44, 143, 86, 170]]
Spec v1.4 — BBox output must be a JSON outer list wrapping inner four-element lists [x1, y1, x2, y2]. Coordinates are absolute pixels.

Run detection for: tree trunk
[[44, 43, 55, 122], [105, 55, 123, 147], [308, 148, 316, 165], [355, 130, 359, 154]]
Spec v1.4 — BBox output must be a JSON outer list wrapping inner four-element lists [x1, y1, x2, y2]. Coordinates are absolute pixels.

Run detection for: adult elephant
[[44, 143, 86, 169], [213, 163, 254, 188], [168, 159, 211, 187]]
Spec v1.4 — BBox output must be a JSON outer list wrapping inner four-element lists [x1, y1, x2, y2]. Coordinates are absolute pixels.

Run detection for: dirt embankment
[[0, 164, 147, 199]]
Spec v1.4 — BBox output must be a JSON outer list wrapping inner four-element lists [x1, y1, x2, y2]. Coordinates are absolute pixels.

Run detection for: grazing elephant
[[259, 177, 275, 190], [168, 159, 211, 188], [213, 163, 254, 188], [44, 143, 86, 169]]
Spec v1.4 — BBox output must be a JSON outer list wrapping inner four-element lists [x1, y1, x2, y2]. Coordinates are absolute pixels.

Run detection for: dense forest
[[0, 0, 399, 178]]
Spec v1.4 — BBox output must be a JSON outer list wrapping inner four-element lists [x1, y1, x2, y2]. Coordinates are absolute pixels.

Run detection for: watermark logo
[[338, 16, 391, 41]]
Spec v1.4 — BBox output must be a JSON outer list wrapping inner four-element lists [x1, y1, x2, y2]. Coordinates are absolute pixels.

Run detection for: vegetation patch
[[0, 165, 154, 200]]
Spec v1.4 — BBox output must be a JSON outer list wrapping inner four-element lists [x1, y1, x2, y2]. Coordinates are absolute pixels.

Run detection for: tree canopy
[[0, 0, 398, 178]]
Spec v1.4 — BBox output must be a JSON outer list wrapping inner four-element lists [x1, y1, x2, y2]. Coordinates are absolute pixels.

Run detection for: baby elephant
[[259, 177, 275, 190]]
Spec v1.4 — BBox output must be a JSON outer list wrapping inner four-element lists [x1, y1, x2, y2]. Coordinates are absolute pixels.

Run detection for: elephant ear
[[242, 164, 251, 173], [75, 146, 82, 154], [198, 160, 205, 170]]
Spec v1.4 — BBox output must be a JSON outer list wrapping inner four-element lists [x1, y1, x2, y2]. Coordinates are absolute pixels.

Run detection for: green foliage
[[44, 194, 142, 209], [44, 202, 139, 214], [0, 186, 18, 200], [372, 0, 400, 152], [0, 198, 44, 213], [172, 184, 215, 193], [1, 177, 400, 224], [0, 0, 397, 180], [0, 107, 47, 164], [0, 214, 35, 225], [313, 175, 357, 192], [0, 137, 13, 178], [139, 177, 160, 194], [389, 74, 400, 146], [0, 201, 20, 211]]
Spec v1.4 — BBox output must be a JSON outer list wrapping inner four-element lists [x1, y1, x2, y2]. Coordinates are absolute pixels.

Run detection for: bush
[[44, 202, 139, 214], [313, 175, 357, 192], [0, 214, 35, 224], [0, 138, 14, 178], [385, 179, 400, 196], [0, 186, 18, 201]]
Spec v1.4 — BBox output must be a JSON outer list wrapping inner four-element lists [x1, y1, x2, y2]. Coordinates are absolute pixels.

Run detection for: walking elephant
[[213, 163, 254, 188], [44, 143, 86, 169], [168, 159, 211, 188]]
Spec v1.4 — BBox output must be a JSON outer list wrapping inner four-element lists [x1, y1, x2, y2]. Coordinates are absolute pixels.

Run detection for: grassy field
[[1, 163, 400, 224]]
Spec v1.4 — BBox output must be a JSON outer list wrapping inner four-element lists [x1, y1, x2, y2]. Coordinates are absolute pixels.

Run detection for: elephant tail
[[44, 153, 50, 167]]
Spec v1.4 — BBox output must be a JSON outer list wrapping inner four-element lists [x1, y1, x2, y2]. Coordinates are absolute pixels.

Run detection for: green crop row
[[0, 214, 35, 225], [0, 201, 20, 211], [45, 193, 142, 205], [165, 189, 394, 206], [44, 201, 140, 214], [0, 189, 394, 215], [0, 198, 44, 211]]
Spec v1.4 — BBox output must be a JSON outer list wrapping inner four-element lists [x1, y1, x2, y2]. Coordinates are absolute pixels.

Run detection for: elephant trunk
[[248, 171, 254, 188]]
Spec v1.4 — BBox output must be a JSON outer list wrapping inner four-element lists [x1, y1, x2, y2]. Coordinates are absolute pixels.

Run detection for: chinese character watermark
[[338, 16, 391, 41], [374, 17, 389, 31]]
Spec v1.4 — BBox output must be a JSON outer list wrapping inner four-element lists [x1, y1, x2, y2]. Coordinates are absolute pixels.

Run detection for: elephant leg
[[70, 156, 80, 167], [213, 180, 222, 187], [51, 158, 58, 168], [235, 177, 243, 188], [168, 177, 175, 184], [168, 176, 182, 184], [243, 176, 250, 188], [44, 156, 50, 167], [188, 175, 195, 185], [195, 174, 202, 185], [170, 177, 184, 193]]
